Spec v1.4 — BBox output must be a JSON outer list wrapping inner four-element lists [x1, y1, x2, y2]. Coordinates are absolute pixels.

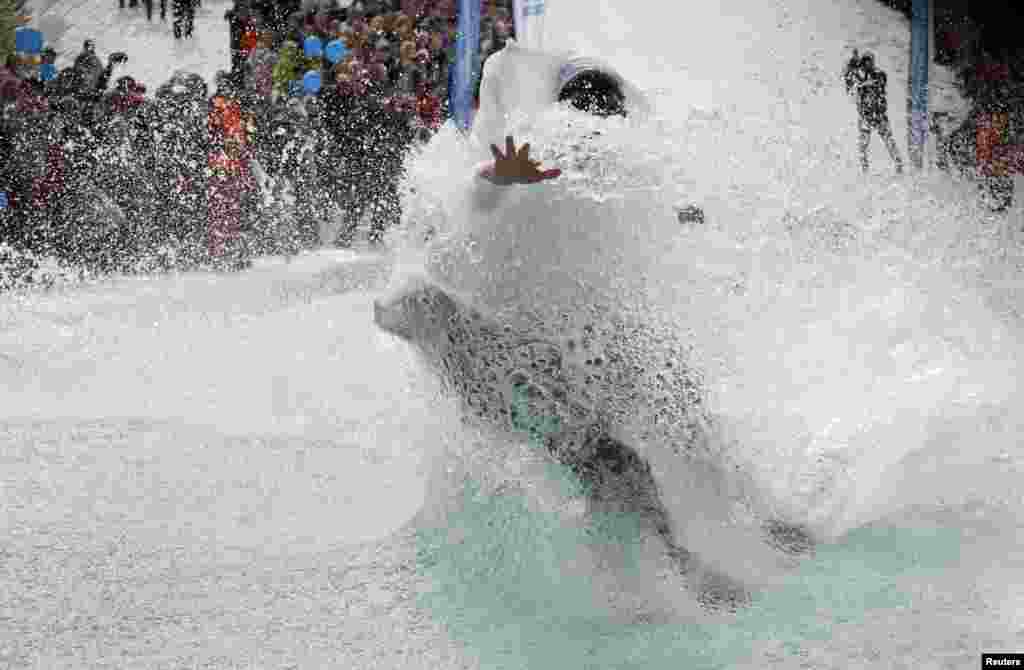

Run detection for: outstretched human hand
[[479, 135, 562, 186]]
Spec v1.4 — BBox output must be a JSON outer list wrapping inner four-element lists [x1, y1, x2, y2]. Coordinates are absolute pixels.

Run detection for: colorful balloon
[[325, 39, 348, 64], [303, 35, 323, 58], [302, 70, 322, 94]]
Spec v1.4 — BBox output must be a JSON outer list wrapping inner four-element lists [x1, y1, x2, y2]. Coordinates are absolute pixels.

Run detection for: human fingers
[[526, 168, 562, 183], [505, 135, 515, 158], [490, 143, 504, 161], [518, 142, 531, 161]]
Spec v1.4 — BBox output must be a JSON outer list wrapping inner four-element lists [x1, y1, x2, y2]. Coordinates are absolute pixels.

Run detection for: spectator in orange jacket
[[976, 110, 1009, 175], [209, 77, 246, 146], [976, 109, 1014, 212], [240, 19, 259, 58]]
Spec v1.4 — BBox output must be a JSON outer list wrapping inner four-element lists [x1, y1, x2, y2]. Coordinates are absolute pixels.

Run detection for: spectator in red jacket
[[976, 109, 1014, 212], [415, 78, 442, 129], [206, 135, 256, 267], [239, 17, 260, 58], [108, 76, 147, 115]]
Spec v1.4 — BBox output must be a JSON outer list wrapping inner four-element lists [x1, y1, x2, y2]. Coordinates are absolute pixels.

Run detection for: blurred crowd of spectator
[[0, 0, 517, 285], [118, 0, 199, 39]]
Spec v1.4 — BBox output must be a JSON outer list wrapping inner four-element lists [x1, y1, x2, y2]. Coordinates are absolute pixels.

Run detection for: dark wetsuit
[[844, 56, 903, 174]]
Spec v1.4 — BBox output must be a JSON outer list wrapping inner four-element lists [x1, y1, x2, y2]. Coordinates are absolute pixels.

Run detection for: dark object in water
[[557, 69, 627, 119], [763, 519, 816, 556], [677, 204, 705, 225], [374, 279, 817, 612]]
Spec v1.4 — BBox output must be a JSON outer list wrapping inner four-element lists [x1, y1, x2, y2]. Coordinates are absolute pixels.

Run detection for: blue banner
[[15, 28, 43, 55], [451, 0, 481, 132], [909, 0, 929, 170]]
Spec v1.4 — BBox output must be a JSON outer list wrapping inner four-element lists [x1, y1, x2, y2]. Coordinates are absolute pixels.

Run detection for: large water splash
[[396, 91, 1024, 530], [4, 0, 1021, 665], [383, 1, 1024, 665]]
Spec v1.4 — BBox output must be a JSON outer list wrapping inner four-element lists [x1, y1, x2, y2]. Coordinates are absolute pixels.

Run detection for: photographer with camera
[[843, 49, 903, 175]]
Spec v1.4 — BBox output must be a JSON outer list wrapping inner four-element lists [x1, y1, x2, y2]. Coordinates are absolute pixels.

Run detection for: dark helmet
[[182, 72, 208, 99], [861, 51, 875, 69], [213, 70, 237, 97], [83, 39, 96, 53], [557, 69, 627, 118]]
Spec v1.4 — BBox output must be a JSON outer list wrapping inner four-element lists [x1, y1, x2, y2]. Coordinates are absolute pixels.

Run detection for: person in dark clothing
[[843, 50, 903, 175], [173, 0, 197, 39], [224, 3, 249, 82], [144, 0, 168, 22], [67, 45, 128, 127], [94, 52, 128, 95], [321, 84, 415, 247], [930, 111, 954, 173], [0, 115, 26, 247], [149, 72, 210, 264], [249, 0, 271, 23], [557, 69, 627, 118], [73, 40, 104, 91], [267, 0, 299, 45]]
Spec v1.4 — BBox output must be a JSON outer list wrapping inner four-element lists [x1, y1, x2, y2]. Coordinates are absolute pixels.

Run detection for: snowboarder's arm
[[95, 53, 126, 94], [469, 136, 561, 212], [477, 135, 561, 186]]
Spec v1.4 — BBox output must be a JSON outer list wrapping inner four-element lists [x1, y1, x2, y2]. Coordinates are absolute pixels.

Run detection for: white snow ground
[[1, 253, 483, 669], [3, 0, 1023, 669], [29, 0, 233, 87]]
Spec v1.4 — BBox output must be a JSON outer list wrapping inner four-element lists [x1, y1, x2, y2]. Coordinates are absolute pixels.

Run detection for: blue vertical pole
[[451, 0, 482, 133], [909, 0, 929, 170]]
